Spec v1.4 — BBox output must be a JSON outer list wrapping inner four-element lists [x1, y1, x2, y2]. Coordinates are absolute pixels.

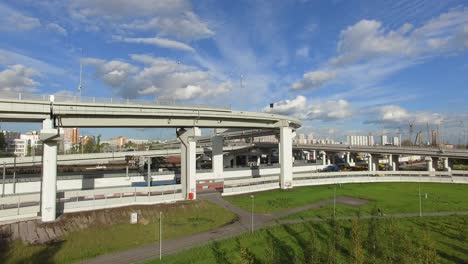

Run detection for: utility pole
[[419, 177, 422, 217], [333, 184, 336, 218], [250, 195, 255, 233], [159, 211, 162, 260]]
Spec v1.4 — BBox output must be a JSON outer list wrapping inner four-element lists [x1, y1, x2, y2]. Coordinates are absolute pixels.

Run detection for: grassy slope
[[225, 183, 468, 215], [146, 215, 468, 264], [1, 200, 236, 264]]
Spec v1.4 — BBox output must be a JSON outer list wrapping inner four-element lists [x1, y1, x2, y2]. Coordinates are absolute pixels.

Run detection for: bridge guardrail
[[0, 184, 183, 222], [0, 91, 231, 110]]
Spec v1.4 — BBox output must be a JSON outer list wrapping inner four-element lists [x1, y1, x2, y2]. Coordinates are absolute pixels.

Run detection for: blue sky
[[0, 0, 467, 143]]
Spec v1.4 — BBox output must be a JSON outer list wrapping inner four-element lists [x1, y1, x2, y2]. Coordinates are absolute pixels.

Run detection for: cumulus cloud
[[290, 7, 468, 92], [365, 105, 443, 125], [121, 11, 214, 41], [46, 23, 67, 36], [0, 4, 41, 32], [69, 0, 213, 41], [263, 95, 307, 116], [69, 0, 188, 19], [0, 64, 39, 92], [114, 36, 195, 52], [264, 95, 352, 121], [291, 70, 337, 91], [83, 54, 230, 100]]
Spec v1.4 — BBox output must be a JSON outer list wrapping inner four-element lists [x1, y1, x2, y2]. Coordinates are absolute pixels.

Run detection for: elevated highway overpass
[[0, 92, 300, 222]]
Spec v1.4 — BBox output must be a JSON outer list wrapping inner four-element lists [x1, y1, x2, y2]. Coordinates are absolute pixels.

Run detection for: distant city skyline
[[0, 1, 467, 143]]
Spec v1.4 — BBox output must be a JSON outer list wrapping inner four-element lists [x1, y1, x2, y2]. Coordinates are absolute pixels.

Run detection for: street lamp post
[[419, 176, 422, 217], [250, 195, 255, 233], [333, 184, 336, 218], [159, 211, 162, 260]]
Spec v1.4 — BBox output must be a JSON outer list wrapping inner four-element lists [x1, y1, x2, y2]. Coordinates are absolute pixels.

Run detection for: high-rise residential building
[[381, 135, 388, 145], [347, 135, 375, 146], [393, 136, 400, 146]]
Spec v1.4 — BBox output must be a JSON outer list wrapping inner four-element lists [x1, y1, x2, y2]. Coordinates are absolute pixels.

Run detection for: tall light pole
[[250, 195, 255, 233], [418, 177, 422, 217], [159, 211, 162, 260], [333, 184, 336, 218]]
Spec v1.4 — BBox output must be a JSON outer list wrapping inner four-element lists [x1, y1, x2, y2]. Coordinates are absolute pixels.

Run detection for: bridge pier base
[[432, 157, 439, 171], [211, 135, 224, 178], [442, 157, 451, 172], [40, 118, 61, 223], [425, 157, 435, 172], [345, 152, 351, 164], [372, 155, 379, 171], [279, 126, 293, 189], [178, 127, 200, 200], [367, 154, 373, 171]]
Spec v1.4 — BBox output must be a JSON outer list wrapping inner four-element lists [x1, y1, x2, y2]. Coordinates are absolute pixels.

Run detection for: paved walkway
[[80, 192, 466, 264]]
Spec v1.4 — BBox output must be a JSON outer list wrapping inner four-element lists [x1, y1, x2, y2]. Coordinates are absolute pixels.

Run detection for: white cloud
[[0, 49, 64, 75], [265, 95, 352, 121], [0, 64, 39, 92], [330, 20, 413, 65], [121, 11, 214, 41], [46, 23, 67, 36], [114, 36, 195, 52], [0, 4, 41, 32], [69, 0, 188, 19], [291, 70, 337, 91], [263, 95, 307, 116], [83, 55, 230, 100], [290, 7, 468, 97], [69, 0, 213, 41], [365, 105, 443, 125], [295, 47, 309, 58]]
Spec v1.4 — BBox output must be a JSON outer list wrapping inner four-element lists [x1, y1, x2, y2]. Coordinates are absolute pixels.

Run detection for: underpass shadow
[[0, 230, 11, 263]]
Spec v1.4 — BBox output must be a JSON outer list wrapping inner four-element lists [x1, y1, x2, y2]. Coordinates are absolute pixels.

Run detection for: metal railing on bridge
[[0, 184, 183, 222], [0, 91, 231, 111]]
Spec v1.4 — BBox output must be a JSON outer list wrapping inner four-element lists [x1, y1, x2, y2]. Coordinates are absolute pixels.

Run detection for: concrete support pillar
[[305, 152, 310, 161], [432, 157, 439, 171], [256, 155, 261, 166], [391, 155, 400, 171], [372, 156, 379, 171], [311, 150, 316, 161], [40, 118, 61, 223], [267, 154, 271, 165], [442, 157, 451, 172], [367, 154, 373, 172], [425, 157, 434, 172], [345, 152, 351, 163], [320, 151, 326, 165], [147, 158, 152, 187], [177, 127, 200, 200], [279, 126, 293, 189], [211, 135, 224, 178]]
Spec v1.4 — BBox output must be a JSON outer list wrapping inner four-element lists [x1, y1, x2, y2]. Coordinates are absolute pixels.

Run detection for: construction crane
[[414, 131, 423, 147]]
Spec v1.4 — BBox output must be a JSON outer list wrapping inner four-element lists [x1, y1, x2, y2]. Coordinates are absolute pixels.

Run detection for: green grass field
[[225, 183, 468, 216], [0, 200, 237, 264], [145, 215, 468, 264]]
